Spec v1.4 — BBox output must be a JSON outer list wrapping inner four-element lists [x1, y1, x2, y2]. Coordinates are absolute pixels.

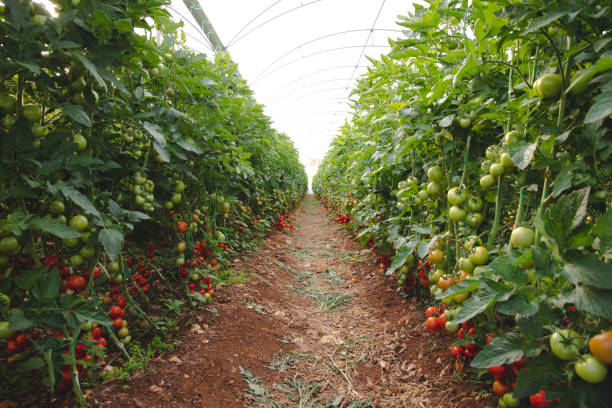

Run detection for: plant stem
[[487, 176, 502, 251]]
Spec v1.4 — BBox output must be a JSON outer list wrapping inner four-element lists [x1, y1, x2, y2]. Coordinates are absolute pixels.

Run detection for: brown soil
[[71, 196, 497, 407]]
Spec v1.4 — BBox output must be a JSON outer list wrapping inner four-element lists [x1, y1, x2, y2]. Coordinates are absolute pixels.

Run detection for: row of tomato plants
[[314, 0, 610, 407], [0, 0, 307, 405]]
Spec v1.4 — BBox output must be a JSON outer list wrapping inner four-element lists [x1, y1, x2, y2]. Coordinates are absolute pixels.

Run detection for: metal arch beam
[[182, 0, 226, 52], [270, 86, 349, 109], [266, 77, 354, 101], [253, 45, 390, 84], [253, 28, 403, 81]]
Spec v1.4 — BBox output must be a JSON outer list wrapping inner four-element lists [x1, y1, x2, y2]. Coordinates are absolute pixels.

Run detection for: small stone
[[102, 365, 114, 373], [169, 356, 183, 364], [436, 357, 442, 364], [133, 398, 146, 408], [149, 385, 163, 393], [184, 374, 189, 378]]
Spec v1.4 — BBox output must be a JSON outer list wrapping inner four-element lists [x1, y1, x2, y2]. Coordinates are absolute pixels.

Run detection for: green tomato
[[0, 236, 20, 254], [109, 261, 120, 273], [0, 115, 16, 129], [418, 189, 429, 201], [459, 257, 474, 273], [458, 118, 471, 128], [489, 163, 504, 177], [510, 227, 534, 249], [134, 195, 146, 206], [62, 237, 79, 248], [534, 73, 563, 99], [31, 123, 45, 138], [550, 329, 585, 361], [447, 187, 467, 206], [171, 193, 182, 204], [502, 392, 520, 407], [500, 152, 513, 168], [70, 254, 84, 267], [0, 321, 14, 339], [427, 166, 443, 182], [469, 246, 489, 265], [80, 246, 96, 259], [574, 354, 608, 383], [0, 95, 17, 114], [69, 215, 88, 232], [467, 196, 483, 211], [73, 134, 87, 151], [445, 321, 459, 332], [503, 131, 520, 146], [449, 206, 466, 222], [22, 103, 42, 123], [485, 145, 496, 160], [174, 180, 186, 193], [466, 213, 483, 228], [49, 200, 65, 215], [164, 201, 173, 210], [480, 174, 495, 189], [427, 181, 441, 197]]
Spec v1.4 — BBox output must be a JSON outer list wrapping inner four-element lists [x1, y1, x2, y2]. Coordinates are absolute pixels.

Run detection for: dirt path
[[87, 196, 496, 408]]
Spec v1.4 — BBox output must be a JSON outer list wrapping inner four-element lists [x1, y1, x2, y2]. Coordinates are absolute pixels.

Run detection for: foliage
[[0, 0, 306, 404], [314, 0, 611, 405]]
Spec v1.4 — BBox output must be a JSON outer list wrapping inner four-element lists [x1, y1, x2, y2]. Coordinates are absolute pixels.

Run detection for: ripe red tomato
[[91, 327, 102, 339], [529, 390, 557, 407], [112, 318, 123, 330], [450, 346, 463, 357], [108, 305, 122, 319], [67, 275, 86, 291], [7, 341, 21, 354], [589, 331, 612, 364], [426, 306, 439, 318], [117, 296, 127, 308], [488, 365, 507, 379], [177, 221, 188, 232], [425, 316, 440, 331]]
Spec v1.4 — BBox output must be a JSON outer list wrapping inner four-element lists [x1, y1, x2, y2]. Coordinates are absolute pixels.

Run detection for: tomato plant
[[313, 0, 611, 406], [0, 0, 307, 404]]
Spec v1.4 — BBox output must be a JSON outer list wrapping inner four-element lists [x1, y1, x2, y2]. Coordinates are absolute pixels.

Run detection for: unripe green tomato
[[73, 134, 87, 151], [49, 200, 65, 215], [427, 181, 441, 197], [480, 174, 495, 189], [534, 73, 562, 99], [171, 193, 182, 204], [70, 254, 84, 267], [467, 196, 483, 211], [0, 237, 20, 254], [489, 163, 504, 177], [22, 103, 42, 123], [0, 95, 17, 114], [62, 237, 80, 248], [459, 257, 474, 273], [69, 215, 88, 232], [56, 215, 67, 224], [427, 166, 443, 182], [80, 231, 91, 244], [174, 181, 186, 193], [458, 118, 471, 128], [164, 201, 173, 210], [485, 146, 496, 160], [500, 152, 513, 168], [80, 246, 96, 258], [503, 131, 520, 146], [510, 227, 535, 249], [466, 213, 483, 228], [449, 206, 466, 222], [109, 261, 120, 273], [445, 321, 459, 332]]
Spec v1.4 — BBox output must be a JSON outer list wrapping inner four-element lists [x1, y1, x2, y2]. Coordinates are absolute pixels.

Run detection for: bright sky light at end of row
[[169, 0, 416, 176]]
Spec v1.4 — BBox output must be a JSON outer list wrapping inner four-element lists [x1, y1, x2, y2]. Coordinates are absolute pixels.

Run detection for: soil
[[63, 196, 498, 407]]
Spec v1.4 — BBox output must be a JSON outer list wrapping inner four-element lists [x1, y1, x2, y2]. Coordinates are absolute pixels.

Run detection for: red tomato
[[67, 275, 86, 291], [450, 346, 463, 357], [112, 318, 123, 330], [425, 317, 440, 331], [426, 306, 440, 318], [91, 327, 102, 339], [529, 390, 557, 407], [177, 221, 188, 232], [488, 365, 507, 379], [108, 305, 122, 319], [492, 380, 508, 396]]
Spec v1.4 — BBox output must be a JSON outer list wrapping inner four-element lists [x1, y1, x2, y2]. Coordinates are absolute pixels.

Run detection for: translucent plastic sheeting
[[169, 0, 414, 177]]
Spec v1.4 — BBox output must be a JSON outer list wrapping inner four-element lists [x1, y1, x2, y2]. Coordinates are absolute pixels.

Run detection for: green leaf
[[524, 10, 567, 33], [60, 186, 101, 218], [563, 252, 612, 289], [569, 286, 612, 319], [540, 187, 590, 247], [31, 217, 82, 239], [16, 357, 45, 373], [72, 54, 107, 92], [513, 355, 561, 399], [99, 228, 123, 261], [508, 141, 537, 170], [592, 208, 612, 249], [471, 332, 524, 368], [436, 279, 479, 301], [8, 309, 34, 331], [385, 237, 418, 275], [496, 294, 538, 316], [585, 87, 612, 124], [552, 166, 572, 198], [439, 114, 455, 128], [452, 282, 498, 324], [15, 266, 46, 290], [175, 138, 203, 154], [489, 255, 530, 285], [516, 314, 543, 339], [42, 267, 60, 299], [60, 103, 92, 127], [15, 60, 41, 74]]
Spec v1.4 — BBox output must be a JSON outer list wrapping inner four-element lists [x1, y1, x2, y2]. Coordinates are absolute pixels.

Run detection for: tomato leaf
[[436, 279, 479, 301], [60, 185, 101, 219], [563, 252, 612, 289], [471, 332, 524, 368], [16, 357, 45, 373], [452, 280, 498, 324], [566, 286, 612, 319], [508, 140, 537, 170], [516, 314, 543, 339], [496, 294, 538, 316], [592, 208, 612, 249], [512, 355, 561, 399], [538, 186, 590, 249], [386, 237, 418, 275], [41, 267, 60, 300], [60, 103, 92, 127], [8, 309, 34, 331], [489, 255, 530, 285], [524, 10, 567, 33], [15, 266, 47, 290], [98, 228, 123, 262], [31, 216, 82, 239], [71, 54, 108, 92], [439, 114, 455, 128], [584, 86, 612, 123]]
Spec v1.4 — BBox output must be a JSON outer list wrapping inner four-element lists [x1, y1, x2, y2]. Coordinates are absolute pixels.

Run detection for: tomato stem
[[487, 175, 503, 251]]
